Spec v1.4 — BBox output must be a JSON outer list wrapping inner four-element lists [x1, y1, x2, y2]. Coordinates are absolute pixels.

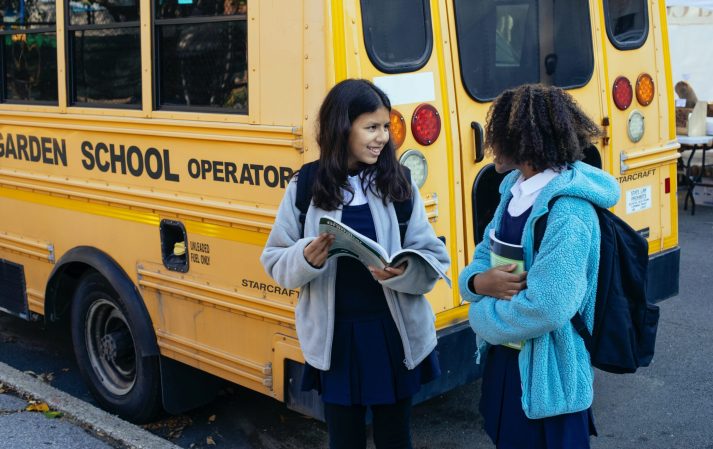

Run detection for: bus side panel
[[0, 116, 309, 398]]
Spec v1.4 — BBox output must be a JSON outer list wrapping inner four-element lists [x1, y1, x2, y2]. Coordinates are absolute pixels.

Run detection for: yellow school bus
[[0, 0, 679, 422]]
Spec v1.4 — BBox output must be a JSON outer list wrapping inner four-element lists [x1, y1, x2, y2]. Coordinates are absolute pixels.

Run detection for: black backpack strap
[[295, 161, 319, 238], [532, 196, 594, 351], [533, 197, 557, 254], [394, 167, 414, 245], [297, 163, 413, 243], [571, 312, 593, 352]]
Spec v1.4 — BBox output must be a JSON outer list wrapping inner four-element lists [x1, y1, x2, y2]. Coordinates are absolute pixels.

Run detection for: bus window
[[154, 0, 248, 112], [0, 0, 57, 103], [360, 0, 432, 73], [454, 0, 593, 101], [604, 0, 648, 49], [68, 0, 141, 106]]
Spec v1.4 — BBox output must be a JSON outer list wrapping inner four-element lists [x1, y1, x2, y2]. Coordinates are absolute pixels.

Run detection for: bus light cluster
[[391, 104, 442, 189], [613, 74, 654, 143]]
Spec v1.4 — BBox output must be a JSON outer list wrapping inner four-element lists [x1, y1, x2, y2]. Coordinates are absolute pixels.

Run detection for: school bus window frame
[[452, 0, 596, 103], [151, 1, 249, 115], [0, 4, 58, 106], [359, 0, 433, 74], [603, 0, 649, 50], [64, 0, 141, 109]]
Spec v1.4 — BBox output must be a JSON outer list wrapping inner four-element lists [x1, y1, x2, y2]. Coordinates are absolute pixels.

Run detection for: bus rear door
[[443, 0, 607, 261]]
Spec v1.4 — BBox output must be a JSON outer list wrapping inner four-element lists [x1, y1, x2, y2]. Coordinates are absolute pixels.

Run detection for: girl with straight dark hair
[[261, 79, 450, 449]]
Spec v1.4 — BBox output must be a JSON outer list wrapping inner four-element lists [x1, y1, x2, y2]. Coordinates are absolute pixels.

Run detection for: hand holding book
[[318, 215, 451, 287], [483, 229, 528, 349]]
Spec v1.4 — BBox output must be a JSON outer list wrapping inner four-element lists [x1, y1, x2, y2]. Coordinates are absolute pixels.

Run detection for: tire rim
[[85, 298, 137, 396]]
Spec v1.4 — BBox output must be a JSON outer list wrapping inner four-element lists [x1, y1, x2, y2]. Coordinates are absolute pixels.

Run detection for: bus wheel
[[70, 272, 162, 423]]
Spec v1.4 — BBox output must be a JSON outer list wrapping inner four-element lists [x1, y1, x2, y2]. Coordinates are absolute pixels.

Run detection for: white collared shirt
[[507, 169, 561, 217], [343, 174, 368, 206]]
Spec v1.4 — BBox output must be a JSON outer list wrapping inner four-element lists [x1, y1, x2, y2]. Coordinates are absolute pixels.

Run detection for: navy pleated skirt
[[480, 345, 597, 449], [301, 203, 440, 406]]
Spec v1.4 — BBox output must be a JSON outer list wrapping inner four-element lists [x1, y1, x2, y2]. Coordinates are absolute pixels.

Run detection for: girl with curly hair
[[261, 79, 450, 449], [458, 84, 620, 449]]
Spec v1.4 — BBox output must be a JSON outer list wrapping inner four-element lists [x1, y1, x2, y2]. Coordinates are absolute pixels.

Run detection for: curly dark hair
[[312, 79, 411, 211], [485, 84, 602, 172]]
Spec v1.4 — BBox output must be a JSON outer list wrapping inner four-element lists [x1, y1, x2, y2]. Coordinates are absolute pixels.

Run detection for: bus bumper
[[647, 247, 680, 303], [285, 320, 481, 420]]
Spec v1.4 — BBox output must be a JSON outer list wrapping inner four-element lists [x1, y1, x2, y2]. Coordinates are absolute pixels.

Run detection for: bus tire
[[70, 271, 162, 423]]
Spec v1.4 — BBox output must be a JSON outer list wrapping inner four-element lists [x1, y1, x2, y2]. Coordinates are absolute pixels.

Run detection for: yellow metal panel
[[431, 0, 463, 309], [256, 1, 303, 126], [56, 0, 67, 111], [140, 0, 151, 117]]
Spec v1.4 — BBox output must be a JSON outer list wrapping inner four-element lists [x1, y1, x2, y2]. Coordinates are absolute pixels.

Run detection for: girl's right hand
[[472, 264, 527, 300], [303, 233, 335, 268]]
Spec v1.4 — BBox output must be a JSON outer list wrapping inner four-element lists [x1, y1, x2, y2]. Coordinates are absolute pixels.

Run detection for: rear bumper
[[647, 247, 680, 303]]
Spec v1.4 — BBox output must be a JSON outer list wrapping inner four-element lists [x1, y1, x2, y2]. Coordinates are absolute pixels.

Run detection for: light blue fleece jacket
[[261, 174, 450, 371], [458, 161, 620, 419]]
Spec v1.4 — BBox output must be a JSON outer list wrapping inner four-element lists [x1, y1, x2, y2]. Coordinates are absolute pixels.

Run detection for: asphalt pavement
[[0, 385, 115, 449], [0, 197, 712, 448]]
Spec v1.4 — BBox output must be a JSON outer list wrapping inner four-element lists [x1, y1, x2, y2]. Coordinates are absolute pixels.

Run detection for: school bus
[[0, 0, 680, 422]]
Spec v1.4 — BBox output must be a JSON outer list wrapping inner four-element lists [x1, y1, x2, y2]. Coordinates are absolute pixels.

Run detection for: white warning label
[[626, 186, 652, 214]]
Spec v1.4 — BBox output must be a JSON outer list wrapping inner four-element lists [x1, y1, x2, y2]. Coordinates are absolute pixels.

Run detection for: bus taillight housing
[[636, 73, 655, 106], [390, 109, 407, 149], [613, 76, 633, 110], [411, 104, 441, 146]]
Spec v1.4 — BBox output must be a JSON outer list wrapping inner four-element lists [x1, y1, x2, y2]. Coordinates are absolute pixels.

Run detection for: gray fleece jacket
[[260, 174, 450, 370]]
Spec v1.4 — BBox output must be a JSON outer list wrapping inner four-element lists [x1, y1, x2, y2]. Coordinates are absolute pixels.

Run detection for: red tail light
[[613, 76, 633, 110], [411, 104, 441, 146], [665, 177, 671, 194]]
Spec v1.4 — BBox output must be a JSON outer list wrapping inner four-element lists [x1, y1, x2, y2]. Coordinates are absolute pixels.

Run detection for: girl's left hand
[[369, 262, 407, 281]]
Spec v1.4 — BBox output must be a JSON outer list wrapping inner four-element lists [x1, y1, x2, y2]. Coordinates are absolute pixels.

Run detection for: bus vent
[[0, 259, 29, 320]]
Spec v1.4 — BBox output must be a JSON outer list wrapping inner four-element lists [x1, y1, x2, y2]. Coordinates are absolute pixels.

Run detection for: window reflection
[[155, 0, 248, 112], [605, 0, 647, 46], [0, 0, 57, 102], [360, 0, 431, 72], [0, 0, 56, 28], [453, 0, 593, 101], [155, 0, 247, 19], [72, 29, 141, 104], [69, 0, 139, 25], [3, 33, 57, 101], [67, 0, 141, 106]]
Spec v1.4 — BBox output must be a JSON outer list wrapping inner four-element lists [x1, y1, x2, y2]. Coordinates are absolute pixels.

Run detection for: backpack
[[294, 161, 413, 242], [534, 197, 659, 374]]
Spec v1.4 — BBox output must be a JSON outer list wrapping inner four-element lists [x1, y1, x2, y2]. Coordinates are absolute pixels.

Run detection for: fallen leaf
[[206, 436, 216, 445], [208, 414, 216, 423], [43, 411, 63, 419], [26, 402, 50, 412], [38, 372, 55, 383]]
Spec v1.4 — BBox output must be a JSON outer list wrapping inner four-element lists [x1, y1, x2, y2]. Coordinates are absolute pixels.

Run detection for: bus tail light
[[665, 177, 671, 194], [613, 76, 633, 110], [627, 110, 645, 143], [411, 104, 441, 145], [390, 109, 406, 149], [399, 149, 428, 188], [636, 73, 655, 106]]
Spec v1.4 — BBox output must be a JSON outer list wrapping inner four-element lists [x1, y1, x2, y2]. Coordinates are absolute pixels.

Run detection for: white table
[[677, 135, 713, 215]]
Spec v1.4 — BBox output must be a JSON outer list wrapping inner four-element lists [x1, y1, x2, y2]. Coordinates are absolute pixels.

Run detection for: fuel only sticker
[[626, 185, 652, 214]]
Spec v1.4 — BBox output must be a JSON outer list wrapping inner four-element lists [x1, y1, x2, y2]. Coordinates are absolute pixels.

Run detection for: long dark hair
[[312, 79, 411, 211], [485, 84, 602, 172]]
